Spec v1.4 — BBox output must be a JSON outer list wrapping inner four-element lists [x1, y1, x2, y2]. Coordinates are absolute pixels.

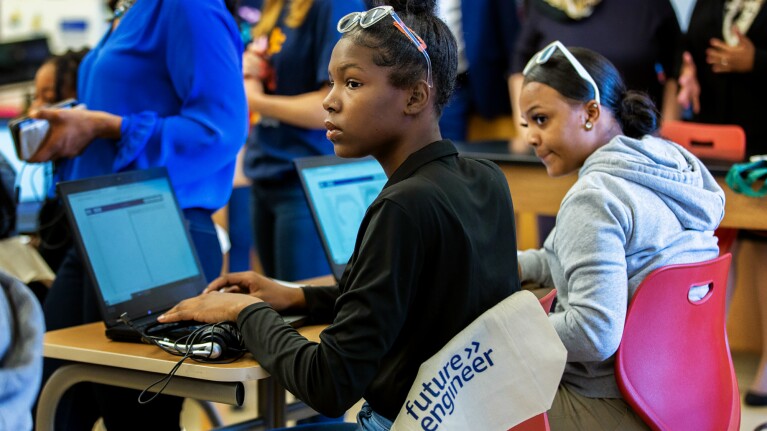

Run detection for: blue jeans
[[250, 180, 330, 280], [39, 208, 221, 431], [357, 403, 393, 431]]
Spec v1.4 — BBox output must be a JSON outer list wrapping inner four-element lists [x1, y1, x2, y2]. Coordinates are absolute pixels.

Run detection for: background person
[[676, 0, 767, 408], [27, 49, 90, 275], [678, 0, 767, 158], [242, 0, 365, 282], [29, 48, 88, 111], [436, 0, 520, 142], [30, 0, 248, 429]]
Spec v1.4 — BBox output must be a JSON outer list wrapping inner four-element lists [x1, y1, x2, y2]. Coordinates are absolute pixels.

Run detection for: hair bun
[[618, 90, 660, 139], [375, 0, 437, 15]]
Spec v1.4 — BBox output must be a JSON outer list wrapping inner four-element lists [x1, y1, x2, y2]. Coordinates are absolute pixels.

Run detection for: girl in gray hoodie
[[517, 42, 725, 431]]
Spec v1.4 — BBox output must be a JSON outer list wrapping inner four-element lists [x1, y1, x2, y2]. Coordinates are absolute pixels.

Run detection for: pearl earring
[[585, 121, 593, 130]]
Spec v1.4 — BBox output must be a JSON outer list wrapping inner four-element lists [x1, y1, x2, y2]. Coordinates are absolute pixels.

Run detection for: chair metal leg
[[194, 399, 225, 428], [35, 363, 243, 431]]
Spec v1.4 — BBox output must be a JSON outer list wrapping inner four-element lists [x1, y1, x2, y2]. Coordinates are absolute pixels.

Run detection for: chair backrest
[[506, 289, 558, 431], [660, 121, 746, 162], [538, 288, 557, 314], [509, 412, 550, 431], [615, 254, 739, 431], [715, 227, 738, 256]]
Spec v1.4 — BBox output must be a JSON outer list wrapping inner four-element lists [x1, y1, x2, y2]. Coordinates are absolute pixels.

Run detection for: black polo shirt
[[237, 140, 520, 420]]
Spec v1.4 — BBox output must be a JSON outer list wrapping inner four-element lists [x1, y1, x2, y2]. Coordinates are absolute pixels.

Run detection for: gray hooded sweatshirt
[[518, 134, 725, 399], [0, 271, 44, 431]]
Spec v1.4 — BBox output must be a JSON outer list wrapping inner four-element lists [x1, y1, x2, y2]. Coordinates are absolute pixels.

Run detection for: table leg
[[257, 377, 287, 428], [35, 363, 244, 431]]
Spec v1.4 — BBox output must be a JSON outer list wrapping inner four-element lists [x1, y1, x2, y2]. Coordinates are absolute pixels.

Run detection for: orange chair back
[[660, 121, 744, 255], [507, 289, 557, 431], [615, 254, 739, 431], [660, 121, 746, 162]]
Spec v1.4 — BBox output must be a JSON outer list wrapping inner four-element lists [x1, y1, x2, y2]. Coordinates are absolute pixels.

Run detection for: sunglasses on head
[[523, 40, 601, 105], [337, 6, 433, 88]]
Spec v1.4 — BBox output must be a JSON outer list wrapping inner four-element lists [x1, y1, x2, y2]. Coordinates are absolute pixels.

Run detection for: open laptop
[[295, 156, 387, 280], [58, 167, 306, 342]]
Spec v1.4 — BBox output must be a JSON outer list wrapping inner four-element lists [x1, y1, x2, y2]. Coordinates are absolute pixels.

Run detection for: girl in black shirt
[[159, 0, 521, 428]]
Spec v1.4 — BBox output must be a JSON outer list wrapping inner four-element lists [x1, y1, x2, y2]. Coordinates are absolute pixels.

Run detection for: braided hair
[[48, 49, 89, 103]]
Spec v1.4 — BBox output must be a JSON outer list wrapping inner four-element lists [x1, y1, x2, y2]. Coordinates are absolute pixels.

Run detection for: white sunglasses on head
[[523, 40, 601, 105], [337, 6, 433, 88]]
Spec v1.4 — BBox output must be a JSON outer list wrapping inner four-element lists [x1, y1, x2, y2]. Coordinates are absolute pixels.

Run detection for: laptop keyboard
[[144, 319, 202, 338]]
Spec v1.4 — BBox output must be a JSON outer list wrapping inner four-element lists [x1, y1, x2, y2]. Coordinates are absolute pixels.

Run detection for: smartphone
[[9, 99, 82, 161]]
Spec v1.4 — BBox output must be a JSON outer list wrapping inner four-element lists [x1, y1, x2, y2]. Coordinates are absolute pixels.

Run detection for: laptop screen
[[296, 156, 387, 280], [58, 168, 206, 323], [0, 119, 48, 232]]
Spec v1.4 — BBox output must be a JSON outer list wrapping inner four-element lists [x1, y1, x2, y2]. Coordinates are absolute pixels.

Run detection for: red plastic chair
[[715, 227, 738, 256], [660, 121, 746, 162], [507, 289, 557, 431], [615, 254, 739, 431], [510, 413, 550, 431], [537, 288, 557, 314], [660, 121, 745, 255]]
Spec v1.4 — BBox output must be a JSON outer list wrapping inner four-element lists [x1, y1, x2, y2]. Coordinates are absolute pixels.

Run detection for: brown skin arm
[[203, 271, 307, 310], [158, 292, 263, 323], [158, 271, 309, 324], [27, 107, 121, 163]]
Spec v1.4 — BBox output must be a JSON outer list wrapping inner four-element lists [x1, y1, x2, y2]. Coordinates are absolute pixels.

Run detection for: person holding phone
[[10, 100, 80, 162], [31, 0, 248, 429]]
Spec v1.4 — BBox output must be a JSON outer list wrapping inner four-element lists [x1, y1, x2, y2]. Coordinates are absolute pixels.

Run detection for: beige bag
[[391, 290, 566, 431], [0, 237, 55, 285]]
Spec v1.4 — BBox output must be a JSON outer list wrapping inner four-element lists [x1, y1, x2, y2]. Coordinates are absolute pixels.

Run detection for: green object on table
[[725, 159, 767, 198]]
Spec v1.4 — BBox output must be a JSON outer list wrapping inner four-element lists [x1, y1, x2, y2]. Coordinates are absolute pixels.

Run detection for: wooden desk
[[497, 163, 767, 230], [38, 319, 326, 430], [456, 141, 767, 231]]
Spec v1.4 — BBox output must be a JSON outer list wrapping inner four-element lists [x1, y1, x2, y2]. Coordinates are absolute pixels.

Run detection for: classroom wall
[[0, 0, 107, 53]]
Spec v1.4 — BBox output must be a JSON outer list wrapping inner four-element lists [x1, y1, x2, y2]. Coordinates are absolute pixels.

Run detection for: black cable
[[118, 313, 246, 403], [138, 345, 193, 404], [13, 163, 27, 205]]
